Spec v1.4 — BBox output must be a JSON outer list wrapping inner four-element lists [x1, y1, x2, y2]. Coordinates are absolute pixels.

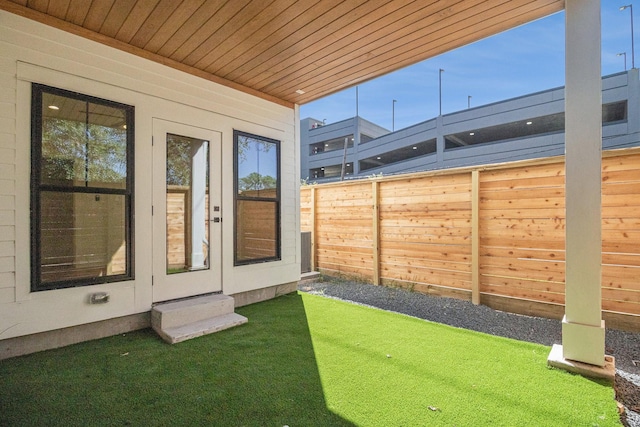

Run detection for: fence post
[[310, 186, 316, 272], [471, 170, 480, 305], [372, 181, 380, 285]]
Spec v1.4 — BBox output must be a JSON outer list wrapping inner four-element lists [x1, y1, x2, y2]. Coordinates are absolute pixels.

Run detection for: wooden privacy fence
[[300, 148, 640, 331]]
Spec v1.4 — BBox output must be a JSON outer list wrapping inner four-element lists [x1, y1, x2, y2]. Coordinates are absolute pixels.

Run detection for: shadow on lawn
[[0, 293, 354, 426]]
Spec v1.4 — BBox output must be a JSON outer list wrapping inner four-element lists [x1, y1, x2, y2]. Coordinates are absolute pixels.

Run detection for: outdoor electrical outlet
[[88, 292, 110, 304]]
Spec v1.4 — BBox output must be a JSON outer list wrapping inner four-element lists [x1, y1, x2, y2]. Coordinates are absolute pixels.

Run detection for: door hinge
[[152, 276, 154, 286], [152, 205, 154, 216]]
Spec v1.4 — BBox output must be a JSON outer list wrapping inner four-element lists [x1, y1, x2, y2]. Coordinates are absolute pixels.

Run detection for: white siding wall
[[0, 51, 16, 306], [0, 10, 300, 340]]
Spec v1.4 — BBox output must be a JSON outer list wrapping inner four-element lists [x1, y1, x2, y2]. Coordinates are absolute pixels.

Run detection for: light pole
[[620, 4, 635, 69], [355, 86, 359, 117], [617, 52, 628, 70], [439, 68, 444, 116], [468, 95, 472, 109], [392, 99, 397, 131]]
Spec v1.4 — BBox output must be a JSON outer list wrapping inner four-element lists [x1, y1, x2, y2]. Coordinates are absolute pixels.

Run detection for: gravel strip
[[298, 277, 640, 426]]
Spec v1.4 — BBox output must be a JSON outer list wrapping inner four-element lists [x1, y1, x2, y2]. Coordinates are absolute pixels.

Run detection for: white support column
[[191, 140, 208, 269], [560, 0, 605, 367]]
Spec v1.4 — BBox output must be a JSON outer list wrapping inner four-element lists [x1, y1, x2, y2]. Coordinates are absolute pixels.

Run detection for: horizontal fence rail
[[300, 148, 640, 331]]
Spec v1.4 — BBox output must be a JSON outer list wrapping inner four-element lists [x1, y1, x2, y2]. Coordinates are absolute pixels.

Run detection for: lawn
[[0, 292, 620, 426]]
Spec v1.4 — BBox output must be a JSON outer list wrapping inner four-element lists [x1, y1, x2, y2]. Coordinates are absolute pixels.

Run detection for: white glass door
[[152, 119, 222, 302]]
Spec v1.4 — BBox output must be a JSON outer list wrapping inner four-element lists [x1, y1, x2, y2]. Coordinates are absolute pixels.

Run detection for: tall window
[[234, 130, 280, 265], [31, 84, 134, 291]]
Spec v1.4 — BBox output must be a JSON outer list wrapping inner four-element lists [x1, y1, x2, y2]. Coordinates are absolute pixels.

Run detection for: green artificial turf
[[0, 292, 619, 426]]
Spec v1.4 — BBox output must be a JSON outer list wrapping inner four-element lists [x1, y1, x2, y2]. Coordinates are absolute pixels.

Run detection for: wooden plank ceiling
[[1, 0, 564, 107]]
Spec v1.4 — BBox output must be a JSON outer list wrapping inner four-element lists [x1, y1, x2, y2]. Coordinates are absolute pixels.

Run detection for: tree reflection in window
[[236, 135, 278, 196], [41, 94, 128, 189]]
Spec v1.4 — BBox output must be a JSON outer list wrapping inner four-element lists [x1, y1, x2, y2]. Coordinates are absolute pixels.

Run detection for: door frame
[[151, 118, 222, 303]]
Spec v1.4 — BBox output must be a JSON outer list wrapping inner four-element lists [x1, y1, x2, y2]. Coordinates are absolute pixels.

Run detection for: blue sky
[[300, 2, 637, 131]]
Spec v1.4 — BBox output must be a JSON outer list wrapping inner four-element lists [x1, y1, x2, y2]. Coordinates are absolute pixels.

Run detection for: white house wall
[[0, 10, 300, 340]]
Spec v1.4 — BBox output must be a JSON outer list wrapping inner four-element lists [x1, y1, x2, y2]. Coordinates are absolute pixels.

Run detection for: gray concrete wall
[[301, 70, 640, 181]]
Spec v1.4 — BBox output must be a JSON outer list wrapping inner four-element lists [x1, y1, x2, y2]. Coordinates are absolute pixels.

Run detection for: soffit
[[0, 0, 565, 107]]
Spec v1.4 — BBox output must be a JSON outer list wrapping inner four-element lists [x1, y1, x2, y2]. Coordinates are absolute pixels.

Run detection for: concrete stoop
[[151, 294, 247, 344]]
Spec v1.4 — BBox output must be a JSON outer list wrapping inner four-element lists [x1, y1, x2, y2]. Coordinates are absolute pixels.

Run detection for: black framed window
[[234, 130, 280, 265], [31, 84, 134, 291]]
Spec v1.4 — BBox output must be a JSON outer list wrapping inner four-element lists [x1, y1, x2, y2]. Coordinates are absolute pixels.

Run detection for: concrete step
[[155, 312, 248, 344], [299, 271, 321, 286], [151, 294, 235, 330], [151, 294, 248, 344]]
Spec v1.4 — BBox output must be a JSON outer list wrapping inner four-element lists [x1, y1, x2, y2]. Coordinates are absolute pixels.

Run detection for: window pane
[[236, 135, 278, 198], [234, 131, 280, 265], [87, 103, 127, 187], [166, 134, 210, 274], [39, 192, 127, 284], [41, 93, 128, 189], [236, 200, 277, 262], [32, 84, 134, 291]]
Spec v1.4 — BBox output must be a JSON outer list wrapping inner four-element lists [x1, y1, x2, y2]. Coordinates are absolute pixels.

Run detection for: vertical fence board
[[471, 170, 480, 305], [310, 187, 316, 271], [372, 181, 380, 285]]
